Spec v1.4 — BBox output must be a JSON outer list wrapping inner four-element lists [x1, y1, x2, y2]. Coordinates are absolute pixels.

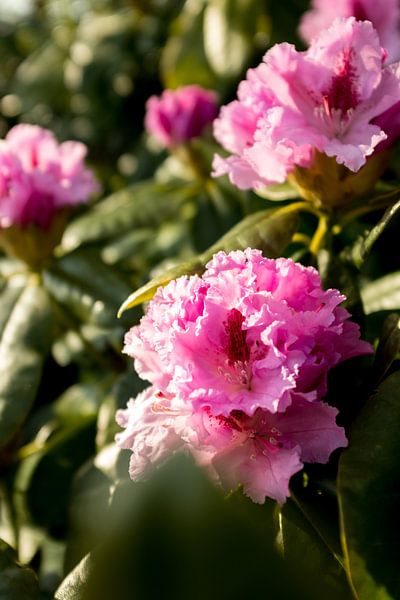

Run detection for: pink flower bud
[[145, 85, 218, 148]]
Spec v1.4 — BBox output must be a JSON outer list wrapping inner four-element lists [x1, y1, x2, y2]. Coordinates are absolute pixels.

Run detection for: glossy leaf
[[278, 499, 353, 600], [0, 277, 53, 448], [43, 251, 132, 328], [118, 207, 299, 313], [161, 0, 217, 90], [0, 539, 40, 600], [81, 455, 317, 600], [338, 369, 400, 600], [370, 313, 400, 384], [203, 0, 268, 79], [17, 420, 96, 533], [351, 199, 400, 268], [55, 555, 91, 600], [361, 272, 400, 314], [61, 181, 193, 252]]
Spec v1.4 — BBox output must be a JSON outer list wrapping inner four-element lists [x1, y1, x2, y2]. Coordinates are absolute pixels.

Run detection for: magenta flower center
[[223, 308, 250, 365], [325, 48, 359, 114]]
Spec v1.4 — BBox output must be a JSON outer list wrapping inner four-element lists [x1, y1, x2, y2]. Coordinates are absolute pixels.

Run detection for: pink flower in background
[[0, 145, 33, 228], [299, 0, 400, 62], [116, 250, 371, 503], [145, 85, 218, 148], [0, 124, 98, 229], [213, 18, 400, 191]]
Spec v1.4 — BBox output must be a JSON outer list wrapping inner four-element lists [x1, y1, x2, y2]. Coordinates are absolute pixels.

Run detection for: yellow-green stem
[[310, 214, 329, 256]]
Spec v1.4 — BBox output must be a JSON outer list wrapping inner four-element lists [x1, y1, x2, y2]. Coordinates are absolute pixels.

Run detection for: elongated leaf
[[61, 181, 193, 252], [338, 369, 400, 600], [278, 500, 353, 600], [43, 251, 132, 327], [370, 313, 400, 384], [351, 199, 400, 268], [0, 539, 40, 600], [119, 207, 298, 313], [0, 278, 53, 447], [161, 0, 217, 89], [361, 272, 400, 314], [256, 181, 300, 201], [204, 0, 265, 79], [55, 554, 91, 600], [17, 420, 96, 533], [82, 455, 316, 600]]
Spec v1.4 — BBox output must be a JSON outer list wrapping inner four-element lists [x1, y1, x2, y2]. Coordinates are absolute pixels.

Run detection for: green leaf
[[278, 499, 353, 600], [43, 251, 132, 328], [370, 313, 400, 384], [361, 272, 400, 314], [203, 205, 298, 257], [118, 207, 299, 313], [0, 539, 40, 600], [351, 199, 400, 268], [338, 369, 400, 600], [203, 0, 269, 79], [16, 420, 96, 533], [255, 181, 300, 201], [161, 0, 217, 90], [81, 455, 317, 600], [61, 181, 192, 252], [0, 277, 53, 448], [55, 554, 91, 600]]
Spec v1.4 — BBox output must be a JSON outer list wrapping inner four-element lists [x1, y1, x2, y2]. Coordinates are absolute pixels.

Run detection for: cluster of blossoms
[[212, 17, 400, 195], [116, 250, 371, 503], [145, 85, 218, 149], [0, 124, 98, 229]]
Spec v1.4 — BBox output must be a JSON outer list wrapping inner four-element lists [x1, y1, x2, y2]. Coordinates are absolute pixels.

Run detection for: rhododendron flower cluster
[[145, 85, 218, 148], [212, 18, 400, 194], [116, 250, 371, 503], [299, 0, 400, 63], [0, 124, 98, 229]]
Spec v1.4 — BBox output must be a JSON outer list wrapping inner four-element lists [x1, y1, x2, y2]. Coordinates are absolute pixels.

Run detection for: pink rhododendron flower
[[0, 124, 98, 229], [116, 250, 371, 503], [145, 85, 218, 148], [299, 0, 400, 63], [213, 18, 400, 191]]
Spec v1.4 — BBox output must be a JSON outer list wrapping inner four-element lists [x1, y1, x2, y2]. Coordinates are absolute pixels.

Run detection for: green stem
[[310, 214, 329, 256]]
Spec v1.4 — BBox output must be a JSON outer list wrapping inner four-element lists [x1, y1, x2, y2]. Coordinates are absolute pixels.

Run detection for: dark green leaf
[[43, 251, 132, 328], [370, 313, 400, 384], [17, 421, 96, 534], [82, 455, 317, 600], [61, 181, 193, 252], [351, 199, 400, 268], [119, 207, 299, 313], [0, 539, 40, 600], [338, 369, 400, 600], [0, 277, 53, 448], [278, 499, 353, 600]]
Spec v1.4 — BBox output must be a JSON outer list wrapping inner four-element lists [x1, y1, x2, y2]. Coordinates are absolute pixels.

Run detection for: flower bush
[[1, 3, 400, 599]]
